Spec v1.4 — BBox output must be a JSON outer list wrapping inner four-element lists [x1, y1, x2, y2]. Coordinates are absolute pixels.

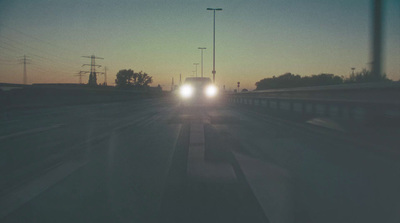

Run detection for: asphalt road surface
[[1, 97, 399, 223]]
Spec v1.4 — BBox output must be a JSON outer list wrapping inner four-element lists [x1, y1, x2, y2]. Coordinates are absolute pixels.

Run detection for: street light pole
[[371, 0, 383, 80], [198, 47, 206, 78], [207, 8, 222, 83], [193, 63, 199, 77]]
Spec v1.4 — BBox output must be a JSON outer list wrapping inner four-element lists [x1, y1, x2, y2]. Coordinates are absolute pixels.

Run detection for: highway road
[[0, 97, 399, 223]]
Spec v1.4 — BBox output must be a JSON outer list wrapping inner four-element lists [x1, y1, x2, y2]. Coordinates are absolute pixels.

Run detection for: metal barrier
[[226, 82, 400, 121]]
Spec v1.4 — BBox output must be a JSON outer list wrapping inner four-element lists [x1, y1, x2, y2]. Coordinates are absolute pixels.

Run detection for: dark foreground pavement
[[1, 97, 399, 222]]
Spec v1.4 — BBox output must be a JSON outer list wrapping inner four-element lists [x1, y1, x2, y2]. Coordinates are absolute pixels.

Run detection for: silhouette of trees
[[255, 73, 342, 90], [115, 69, 153, 88], [344, 68, 390, 83], [255, 70, 391, 90], [302, 73, 343, 86]]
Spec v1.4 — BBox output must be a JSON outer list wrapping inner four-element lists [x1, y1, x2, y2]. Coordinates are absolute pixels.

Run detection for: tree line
[[255, 69, 391, 90]]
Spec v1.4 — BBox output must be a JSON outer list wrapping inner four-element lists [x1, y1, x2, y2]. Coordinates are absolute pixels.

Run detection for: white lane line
[[0, 124, 64, 141], [233, 152, 294, 223], [306, 118, 346, 132], [0, 158, 88, 219], [187, 119, 236, 181]]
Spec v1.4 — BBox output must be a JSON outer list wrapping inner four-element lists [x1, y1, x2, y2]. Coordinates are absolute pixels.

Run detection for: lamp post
[[198, 47, 206, 78], [371, 0, 383, 80], [193, 63, 199, 77], [207, 8, 222, 83]]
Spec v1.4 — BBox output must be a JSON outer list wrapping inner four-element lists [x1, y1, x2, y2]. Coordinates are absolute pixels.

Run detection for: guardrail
[[226, 82, 400, 121]]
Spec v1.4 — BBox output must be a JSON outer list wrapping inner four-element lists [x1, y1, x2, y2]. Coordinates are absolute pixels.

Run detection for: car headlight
[[205, 85, 217, 97], [180, 84, 193, 98]]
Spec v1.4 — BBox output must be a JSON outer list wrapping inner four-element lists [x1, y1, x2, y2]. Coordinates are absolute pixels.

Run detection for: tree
[[115, 69, 134, 88], [115, 69, 153, 88], [135, 71, 153, 87]]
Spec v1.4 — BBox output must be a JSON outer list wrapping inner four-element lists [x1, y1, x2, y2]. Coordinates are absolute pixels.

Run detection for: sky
[[0, 0, 399, 90]]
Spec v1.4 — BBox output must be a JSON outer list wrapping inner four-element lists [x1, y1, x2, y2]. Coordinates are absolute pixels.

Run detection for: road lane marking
[[233, 152, 294, 223], [306, 118, 345, 132], [0, 124, 64, 141]]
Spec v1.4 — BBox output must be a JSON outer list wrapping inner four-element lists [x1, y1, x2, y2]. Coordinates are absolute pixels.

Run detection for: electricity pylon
[[18, 55, 31, 85], [82, 55, 104, 86]]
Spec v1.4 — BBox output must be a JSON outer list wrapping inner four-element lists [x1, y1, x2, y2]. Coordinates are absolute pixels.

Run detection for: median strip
[[187, 117, 236, 181]]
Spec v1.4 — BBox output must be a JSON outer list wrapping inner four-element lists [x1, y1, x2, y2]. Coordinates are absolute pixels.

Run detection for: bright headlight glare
[[180, 85, 193, 98], [205, 85, 217, 97]]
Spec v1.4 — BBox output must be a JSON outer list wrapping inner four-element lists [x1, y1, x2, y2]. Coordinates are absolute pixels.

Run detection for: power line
[[0, 61, 16, 65], [0, 23, 82, 56], [0, 35, 79, 79], [29, 55, 76, 73], [30, 63, 74, 75], [0, 39, 25, 53], [0, 48, 21, 59], [0, 44, 22, 54], [0, 34, 80, 67], [0, 58, 15, 63]]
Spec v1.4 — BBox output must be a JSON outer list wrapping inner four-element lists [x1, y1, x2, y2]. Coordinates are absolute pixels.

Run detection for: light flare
[[180, 84, 194, 98], [205, 85, 217, 97]]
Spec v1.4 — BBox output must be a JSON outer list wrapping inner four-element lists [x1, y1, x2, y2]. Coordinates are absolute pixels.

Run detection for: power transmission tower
[[74, 71, 85, 84], [82, 55, 104, 86], [18, 55, 31, 85], [104, 66, 107, 86]]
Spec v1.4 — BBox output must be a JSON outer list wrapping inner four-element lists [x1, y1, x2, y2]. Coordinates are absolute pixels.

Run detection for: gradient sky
[[0, 0, 399, 90]]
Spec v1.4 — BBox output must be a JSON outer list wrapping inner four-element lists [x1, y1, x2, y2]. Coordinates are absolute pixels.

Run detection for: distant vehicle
[[179, 77, 218, 106], [241, 89, 249, 92]]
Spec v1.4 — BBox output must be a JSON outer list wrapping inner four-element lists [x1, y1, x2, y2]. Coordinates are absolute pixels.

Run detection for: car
[[178, 77, 219, 107]]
